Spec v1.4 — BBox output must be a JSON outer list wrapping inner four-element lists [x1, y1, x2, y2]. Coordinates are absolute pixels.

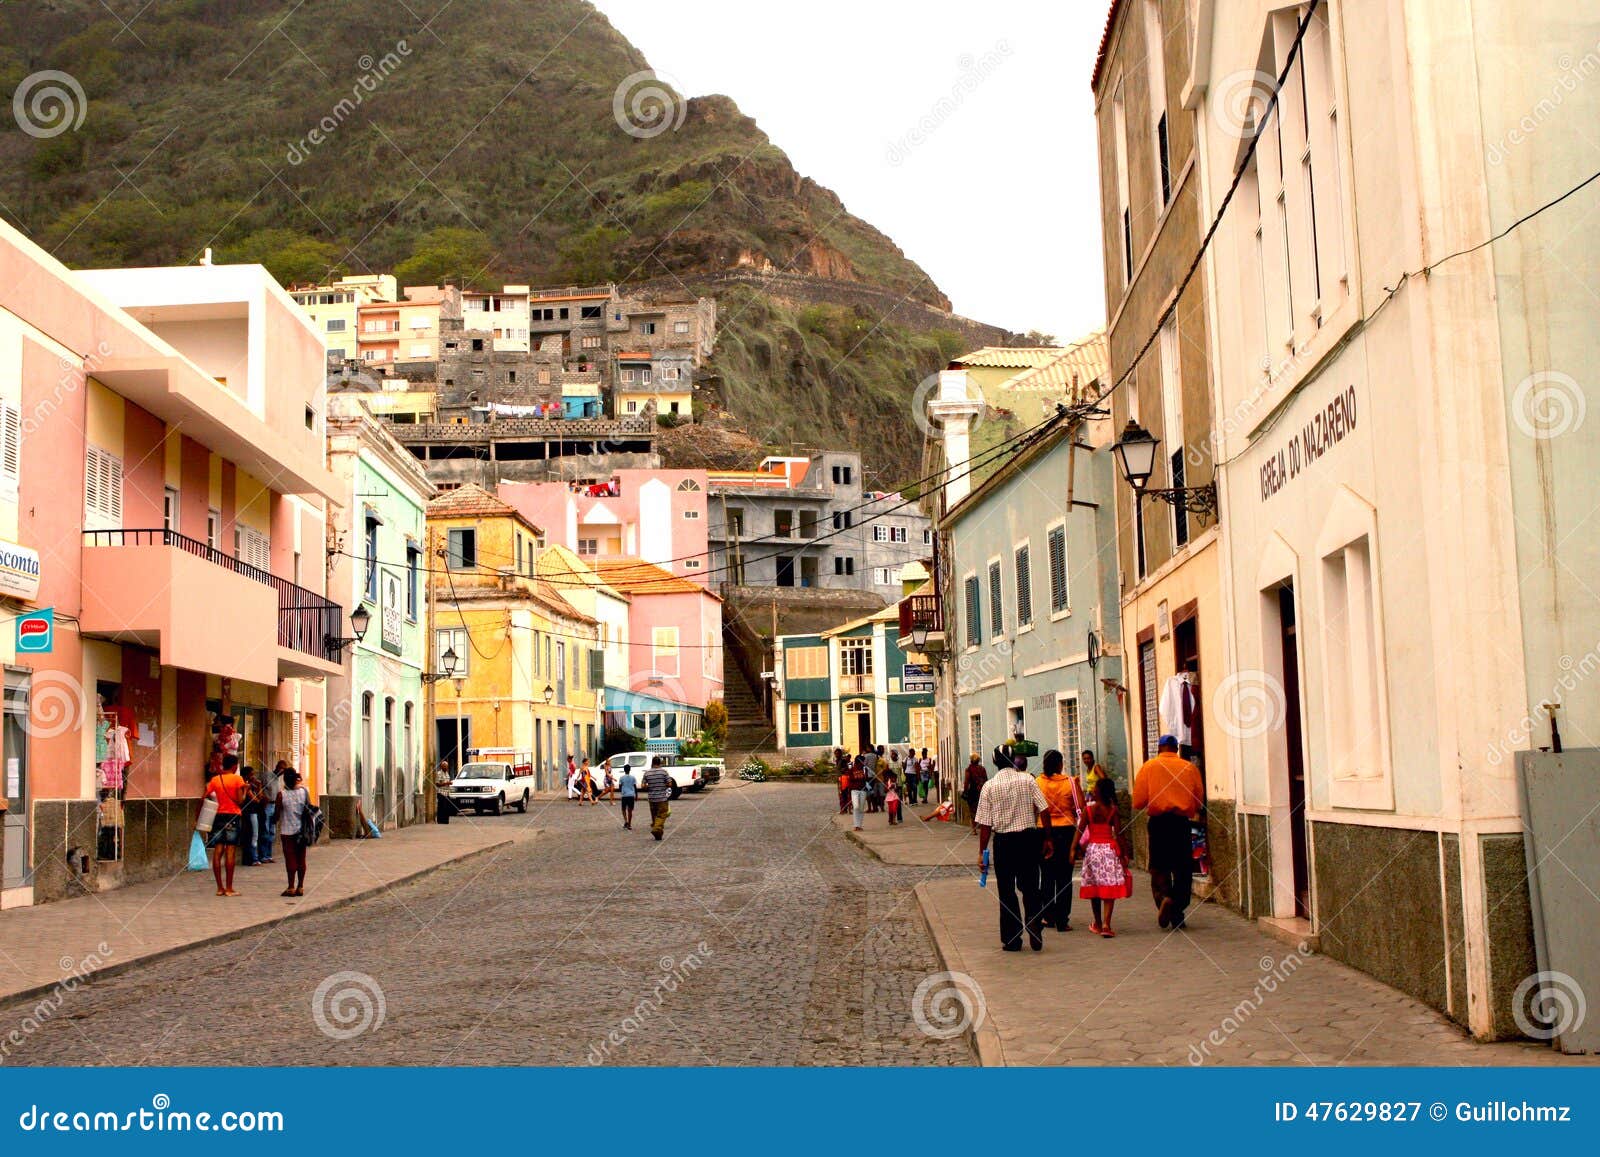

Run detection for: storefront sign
[[1259, 385, 1359, 502], [902, 663, 934, 693], [16, 607, 52, 653], [0, 540, 41, 602]]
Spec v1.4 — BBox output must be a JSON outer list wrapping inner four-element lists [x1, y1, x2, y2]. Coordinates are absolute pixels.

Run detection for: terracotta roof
[[1001, 332, 1109, 402], [615, 350, 653, 360], [954, 347, 1071, 369], [592, 557, 717, 598], [1092, 0, 1126, 92], [426, 483, 522, 521]]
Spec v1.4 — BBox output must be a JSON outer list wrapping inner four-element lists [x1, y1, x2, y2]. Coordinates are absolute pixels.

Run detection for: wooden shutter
[[988, 562, 1003, 636], [1014, 544, 1032, 626], [1048, 526, 1068, 613], [964, 576, 980, 647], [0, 403, 19, 495]]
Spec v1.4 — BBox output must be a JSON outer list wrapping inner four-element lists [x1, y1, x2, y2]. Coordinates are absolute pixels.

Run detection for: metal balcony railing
[[84, 529, 344, 663]]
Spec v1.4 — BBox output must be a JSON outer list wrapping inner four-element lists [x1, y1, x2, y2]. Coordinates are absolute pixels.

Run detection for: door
[[1278, 586, 1310, 918], [1138, 639, 1158, 762], [436, 717, 471, 772], [304, 713, 320, 801], [775, 555, 795, 588], [3, 673, 30, 890]]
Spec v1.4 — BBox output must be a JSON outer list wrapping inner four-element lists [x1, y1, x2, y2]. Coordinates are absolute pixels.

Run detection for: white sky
[[592, 0, 1110, 342]]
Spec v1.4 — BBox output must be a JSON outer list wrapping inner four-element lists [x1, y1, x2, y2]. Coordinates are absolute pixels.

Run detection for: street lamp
[[421, 645, 459, 685], [1111, 419, 1218, 519], [543, 684, 555, 705], [324, 604, 372, 657], [910, 621, 929, 651]]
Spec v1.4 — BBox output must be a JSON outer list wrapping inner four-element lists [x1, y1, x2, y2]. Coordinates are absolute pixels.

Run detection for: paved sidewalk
[[845, 811, 1589, 1066], [0, 822, 531, 1007]]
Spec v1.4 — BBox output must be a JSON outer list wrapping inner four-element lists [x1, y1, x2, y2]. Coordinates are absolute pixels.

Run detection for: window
[[236, 525, 271, 572], [832, 511, 852, 531], [831, 464, 853, 485], [872, 567, 893, 586], [1112, 84, 1133, 284], [84, 446, 124, 531], [1139, 639, 1159, 760], [786, 646, 828, 680], [676, 478, 701, 491], [163, 486, 180, 532], [639, 322, 658, 335], [364, 512, 380, 601], [1159, 317, 1188, 548], [577, 538, 598, 556], [403, 703, 414, 778], [206, 507, 221, 550], [406, 542, 420, 620], [652, 627, 679, 677], [683, 558, 701, 569], [1014, 543, 1033, 627], [873, 526, 888, 543], [674, 321, 690, 334], [964, 575, 981, 648], [988, 560, 1004, 637], [968, 713, 982, 764], [1057, 697, 1082, 761], [840, 639, 872, 676], [326, 318, 347, 333], [790, 702, 828, 734], [436, 629, 468, 675], [774, 509, 795, 539], [922, 529, 933, 546], [683, 509, 700, 520], [446, 528, 476, 570], [581, 335, 602, 349], [890, 526, 908, 543], [1048, 524, 1069, 613], [581, 306, 603, 320], [626, 401, 638, 414], [833, 556, 855, 576], [1144, 0, 1170, 209], [726, 507, 745, 537]]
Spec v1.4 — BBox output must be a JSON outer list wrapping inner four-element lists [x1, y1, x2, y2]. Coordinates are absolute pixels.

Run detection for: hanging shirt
[[1158, 674, 1197, 746]]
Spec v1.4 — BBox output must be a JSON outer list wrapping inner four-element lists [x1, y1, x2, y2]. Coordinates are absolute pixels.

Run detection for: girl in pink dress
[[1078, 775, 1133, 937]]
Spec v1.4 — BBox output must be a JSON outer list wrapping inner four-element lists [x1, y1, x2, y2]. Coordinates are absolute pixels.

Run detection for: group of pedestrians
[[837, 746, 936, 831], [972, 735, 1203, 951], [200, 755, 313, 898], [567, 756, 615, 804]]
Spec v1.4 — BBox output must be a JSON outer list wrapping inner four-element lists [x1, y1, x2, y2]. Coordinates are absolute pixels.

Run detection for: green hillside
[[0, 0, 996, 458]]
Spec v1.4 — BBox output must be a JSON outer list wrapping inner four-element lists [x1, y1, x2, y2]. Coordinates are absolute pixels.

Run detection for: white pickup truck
[[599, 751, 721, 800], [448, 760, 536, 815]]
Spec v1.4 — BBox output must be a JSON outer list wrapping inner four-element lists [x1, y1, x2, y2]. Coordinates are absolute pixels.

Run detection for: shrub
[[702, 699, 728, 747]]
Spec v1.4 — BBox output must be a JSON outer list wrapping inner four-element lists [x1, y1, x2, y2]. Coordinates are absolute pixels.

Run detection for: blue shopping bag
[[187, 830, 209, 871]]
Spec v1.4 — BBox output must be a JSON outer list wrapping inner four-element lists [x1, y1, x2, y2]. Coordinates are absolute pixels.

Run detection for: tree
[[555, 224, 625, 284], [702, 699, 728, 748], [395, 226, 493, 288], [222, 228, 341, 286], [1023, 329, 1059, 347]]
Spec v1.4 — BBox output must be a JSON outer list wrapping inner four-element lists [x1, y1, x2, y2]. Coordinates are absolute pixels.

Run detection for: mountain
[[0, 0, 1014, 475]]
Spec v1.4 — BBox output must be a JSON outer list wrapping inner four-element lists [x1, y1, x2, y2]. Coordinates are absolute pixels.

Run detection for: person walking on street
[[258, 761, 285, 864], [974, 750, 1053, 951], [643, 756, 673, 840], [618, 766, 639, 830], [918, 749, 935, 804], [903, 755, 919, 809], [961, 752, 987, 829], [848, 754, 868, 831], [1036, 750, 1083, 932], [202, 755, 247, 897], [1133, 735, 1205, 929], [1079, 775, 1133, 936], [274, 768, 311, 897]]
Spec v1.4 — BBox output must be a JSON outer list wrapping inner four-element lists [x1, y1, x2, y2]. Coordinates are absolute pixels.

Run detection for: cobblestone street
[[0, 783, 972, 1067]]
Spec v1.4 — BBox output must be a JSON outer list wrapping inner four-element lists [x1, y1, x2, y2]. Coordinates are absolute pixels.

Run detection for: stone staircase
[[722, 661, 777, 761]]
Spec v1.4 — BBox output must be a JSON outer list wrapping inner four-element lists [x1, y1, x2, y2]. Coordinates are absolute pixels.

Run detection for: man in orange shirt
[[1132, 735, 1204, 930], [203, 754, 248, 897]]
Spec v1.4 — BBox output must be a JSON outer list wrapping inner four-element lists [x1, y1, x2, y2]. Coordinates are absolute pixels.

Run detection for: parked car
[[449, 761, 535, 815], [599, 752, 720, 800]]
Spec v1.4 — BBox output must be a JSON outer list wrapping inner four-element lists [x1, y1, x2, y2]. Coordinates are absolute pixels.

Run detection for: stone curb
[[0, 832, 531, 1011], [914, 880, 1005, 1067]]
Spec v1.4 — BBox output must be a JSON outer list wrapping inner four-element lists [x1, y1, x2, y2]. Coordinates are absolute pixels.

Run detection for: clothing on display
[[1158, 673, 1198, 747]]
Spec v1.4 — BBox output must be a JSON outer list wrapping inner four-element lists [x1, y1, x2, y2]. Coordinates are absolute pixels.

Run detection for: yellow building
[[359, 286, 449, 371], [426, 484, 603, 788], [289, 274, 397, 361]]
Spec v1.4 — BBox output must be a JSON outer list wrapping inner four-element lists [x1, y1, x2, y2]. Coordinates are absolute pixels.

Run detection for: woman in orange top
[[202, 755, 247, 897]]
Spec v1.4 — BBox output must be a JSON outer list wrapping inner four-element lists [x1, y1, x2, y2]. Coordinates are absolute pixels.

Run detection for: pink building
[[499, 468, 709, 584], [0, 223, 343, 907], [591, 558, 723, 742]]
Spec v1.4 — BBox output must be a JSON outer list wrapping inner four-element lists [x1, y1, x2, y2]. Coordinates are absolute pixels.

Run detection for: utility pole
[[424, 526, 439, 823]]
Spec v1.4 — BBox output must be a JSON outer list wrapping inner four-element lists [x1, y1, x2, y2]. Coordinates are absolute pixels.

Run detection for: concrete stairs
[[722, 659, 776, 760]]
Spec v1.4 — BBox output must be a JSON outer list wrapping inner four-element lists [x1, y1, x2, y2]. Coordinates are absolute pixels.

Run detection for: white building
[[1194, 0, 1600, 1039]]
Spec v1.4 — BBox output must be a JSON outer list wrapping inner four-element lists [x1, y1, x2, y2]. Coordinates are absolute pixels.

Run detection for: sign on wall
[[902, 663, 934, 693], [380, 569, 403, 655], [0, 540, 41, 602], [16, 607, 52, 653], [1259, 385, 1359, 502]]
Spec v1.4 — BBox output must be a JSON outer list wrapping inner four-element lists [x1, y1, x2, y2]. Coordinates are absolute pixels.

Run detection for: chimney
[[927, 368, 983, 509]]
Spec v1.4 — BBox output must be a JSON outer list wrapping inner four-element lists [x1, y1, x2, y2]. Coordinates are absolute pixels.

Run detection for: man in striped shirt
[[642, 757, 674, 841], [975, 750, 1054, 951]]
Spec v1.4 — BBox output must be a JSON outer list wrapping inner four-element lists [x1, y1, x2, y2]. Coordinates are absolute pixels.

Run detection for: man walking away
[[974, 750, 1052, 951], [643, 756, 673, 841], [1036, 750, 1081, 932], [618, 765, 639, 830], [1133, 735, 1205, 929]]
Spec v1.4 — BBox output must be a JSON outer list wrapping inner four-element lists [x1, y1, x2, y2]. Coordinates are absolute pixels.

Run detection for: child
[[1078, 776, 1132, 937], [885, 775, 902, 825]]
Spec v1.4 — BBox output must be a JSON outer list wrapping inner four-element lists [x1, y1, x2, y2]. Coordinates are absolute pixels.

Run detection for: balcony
[[897, 592, 947, 656], [839, 673, 876, 696], [81, 529, 345, 683]]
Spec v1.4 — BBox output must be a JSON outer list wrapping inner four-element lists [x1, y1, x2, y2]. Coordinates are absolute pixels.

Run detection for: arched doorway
[[842, 699, 873, 753]]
